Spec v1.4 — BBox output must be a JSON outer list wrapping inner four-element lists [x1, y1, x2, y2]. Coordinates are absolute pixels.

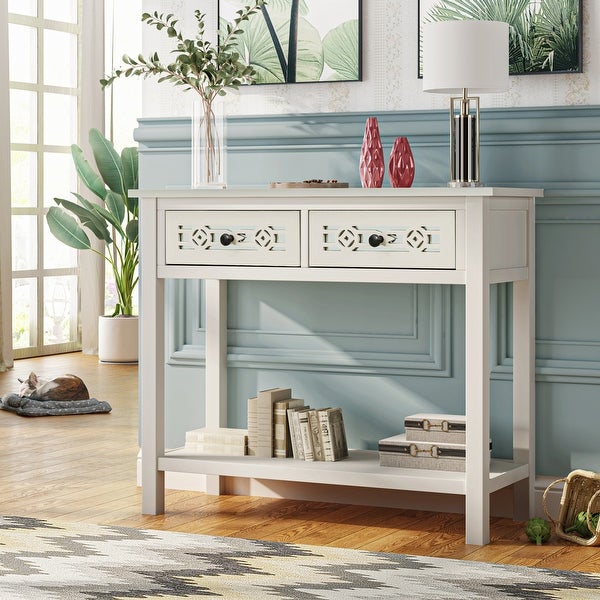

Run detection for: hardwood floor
[[1, 352, 599, 573]]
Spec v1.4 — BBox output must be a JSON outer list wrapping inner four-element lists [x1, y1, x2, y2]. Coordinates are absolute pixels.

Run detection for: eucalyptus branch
[[101, 1, 265, 103]]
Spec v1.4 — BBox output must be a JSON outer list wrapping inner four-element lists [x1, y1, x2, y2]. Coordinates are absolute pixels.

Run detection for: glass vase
[[192, 99, 226, 188]]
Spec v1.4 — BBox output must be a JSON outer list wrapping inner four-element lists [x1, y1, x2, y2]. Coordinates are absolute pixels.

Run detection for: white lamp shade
[[422, 20, 509, 94]]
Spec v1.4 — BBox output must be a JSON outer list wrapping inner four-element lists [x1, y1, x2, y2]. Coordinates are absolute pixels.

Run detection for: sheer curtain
[[79, 0, 107, 354], [0, 0, 13, 371]]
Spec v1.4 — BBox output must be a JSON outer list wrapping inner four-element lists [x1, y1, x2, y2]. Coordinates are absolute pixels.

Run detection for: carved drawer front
[[309, 210, 456, 269], [165, 210, 300, 266]]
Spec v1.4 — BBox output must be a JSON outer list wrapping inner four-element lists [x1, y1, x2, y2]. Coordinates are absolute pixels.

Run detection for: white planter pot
[[98, 315, 139, 363]]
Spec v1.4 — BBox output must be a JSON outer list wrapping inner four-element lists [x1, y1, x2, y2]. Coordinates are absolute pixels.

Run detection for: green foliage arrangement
[[100, 2, 265, 106], [423, 0, 580, 74], [46, 129, 139, 317], [101, 1, 264, 184]]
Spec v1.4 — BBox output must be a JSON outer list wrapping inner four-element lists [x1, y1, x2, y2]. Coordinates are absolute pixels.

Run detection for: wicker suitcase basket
[[543, 469, 600, 546]]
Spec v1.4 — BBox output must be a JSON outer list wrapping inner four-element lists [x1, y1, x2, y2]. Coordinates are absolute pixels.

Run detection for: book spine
[[274, 399, 305, 458], [329, 408, 349, 460], [298, 410, 314, 461], [273, 400, 288, 458], [289, 407, 309, 460], [287, 408, 300, 459], [308, 409, 325, 461], [318, 410, 335, 461]]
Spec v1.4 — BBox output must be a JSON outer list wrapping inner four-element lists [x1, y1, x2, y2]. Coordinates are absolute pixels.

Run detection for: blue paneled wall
[[136, 105, 600, 477]]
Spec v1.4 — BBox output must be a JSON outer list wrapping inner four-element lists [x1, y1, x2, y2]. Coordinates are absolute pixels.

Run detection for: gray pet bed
[[0, 394, 112, 417]]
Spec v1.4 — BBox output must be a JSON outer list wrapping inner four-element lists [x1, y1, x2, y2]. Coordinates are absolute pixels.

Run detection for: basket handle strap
[[585, 489, 600, 535], [543, 477, 567, 527]]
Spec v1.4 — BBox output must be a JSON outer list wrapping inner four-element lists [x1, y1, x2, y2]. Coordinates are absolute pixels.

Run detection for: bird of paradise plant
[[46, 129, 139, 317]]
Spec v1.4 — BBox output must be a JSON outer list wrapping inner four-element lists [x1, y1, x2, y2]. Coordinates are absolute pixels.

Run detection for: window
[[8, 0, 92, 357]]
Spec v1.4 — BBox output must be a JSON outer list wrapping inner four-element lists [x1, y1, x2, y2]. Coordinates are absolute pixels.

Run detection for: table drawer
[[309, 210, 456, 269], [165, 210, 300, 266]]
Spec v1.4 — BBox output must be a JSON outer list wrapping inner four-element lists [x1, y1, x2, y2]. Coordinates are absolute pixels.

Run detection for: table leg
[[204, 279, 228, 495], [512, 263, 535, 519], [465, 197, 491, 545], [140, 198, 165, 514]]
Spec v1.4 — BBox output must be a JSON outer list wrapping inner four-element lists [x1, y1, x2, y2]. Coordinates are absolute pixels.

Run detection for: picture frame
[[218, 0, 362, 84], [418, 0, 583, 78]]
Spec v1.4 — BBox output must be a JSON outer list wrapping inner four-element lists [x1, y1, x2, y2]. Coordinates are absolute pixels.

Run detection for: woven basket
[[543, 469, 600, 546]]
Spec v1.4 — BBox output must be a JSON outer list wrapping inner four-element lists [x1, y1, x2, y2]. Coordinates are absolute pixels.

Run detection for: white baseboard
[[136, 454, 564, 520]]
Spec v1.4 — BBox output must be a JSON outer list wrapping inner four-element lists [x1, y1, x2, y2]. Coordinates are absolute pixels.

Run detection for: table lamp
[[422, 20, 509, 187]]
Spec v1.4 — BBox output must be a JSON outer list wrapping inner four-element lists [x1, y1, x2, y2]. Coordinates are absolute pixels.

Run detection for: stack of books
[[288, 406, 348, 462], [247, 388, 349, 461], [183, 427, 248, 456], [247, 387, 304, 458]]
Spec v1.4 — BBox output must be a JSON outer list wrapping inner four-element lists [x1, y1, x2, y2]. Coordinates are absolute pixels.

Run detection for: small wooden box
[[404, 413, 466, 444]]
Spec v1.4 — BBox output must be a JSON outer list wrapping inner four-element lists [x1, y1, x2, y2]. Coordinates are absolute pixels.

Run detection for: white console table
[[138, 187, 540, 545]]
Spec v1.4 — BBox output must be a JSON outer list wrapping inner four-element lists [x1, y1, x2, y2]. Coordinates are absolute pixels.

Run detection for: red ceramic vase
[[359, 117, 385, 188], [388, 136, 415, 188]]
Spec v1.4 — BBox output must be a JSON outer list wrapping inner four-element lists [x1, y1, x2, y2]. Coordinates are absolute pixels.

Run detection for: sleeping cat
[[18, 372, 90, 401]]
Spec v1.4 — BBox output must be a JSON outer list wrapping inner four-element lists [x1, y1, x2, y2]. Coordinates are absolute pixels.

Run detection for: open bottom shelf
[[158, 449, 528, 496]]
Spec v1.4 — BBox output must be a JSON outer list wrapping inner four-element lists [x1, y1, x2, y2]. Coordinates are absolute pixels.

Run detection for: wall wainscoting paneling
[[138, 105, 600, 477], [167, 281, 452, 378], [136, 105, 600, 190]]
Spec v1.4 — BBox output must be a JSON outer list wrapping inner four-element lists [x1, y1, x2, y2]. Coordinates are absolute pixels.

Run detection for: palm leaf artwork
[[222, 8, 323, 83], [323, 20, 360, 81], [421, 0, 581, 74], [531, 0, 580, 72], [220, 0, 361, 83]]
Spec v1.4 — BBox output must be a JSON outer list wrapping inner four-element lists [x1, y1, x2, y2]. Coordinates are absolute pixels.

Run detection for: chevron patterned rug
[[1, 515, 599, 599]]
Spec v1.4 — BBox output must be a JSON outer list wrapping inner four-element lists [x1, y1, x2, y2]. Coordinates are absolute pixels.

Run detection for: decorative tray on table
[[269, 180, 349, 189]]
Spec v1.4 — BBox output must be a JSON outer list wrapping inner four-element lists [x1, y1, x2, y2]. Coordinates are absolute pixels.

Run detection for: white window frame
[[7, 0, 105, 358], [0, 0, 13, 369]]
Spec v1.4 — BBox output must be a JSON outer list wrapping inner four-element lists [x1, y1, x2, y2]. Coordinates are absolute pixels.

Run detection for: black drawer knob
[[220, 233, 235, 246], [368, 234, 384, 248]]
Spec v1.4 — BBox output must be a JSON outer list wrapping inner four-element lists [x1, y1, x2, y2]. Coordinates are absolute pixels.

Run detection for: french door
[[9, 0, 82, 357]]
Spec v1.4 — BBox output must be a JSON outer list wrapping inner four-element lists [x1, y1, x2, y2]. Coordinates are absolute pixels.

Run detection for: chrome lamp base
[[448, 89, 481, 187]]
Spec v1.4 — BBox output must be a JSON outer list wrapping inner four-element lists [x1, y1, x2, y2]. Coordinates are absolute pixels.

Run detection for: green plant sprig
[[101, 2, 265, 106]]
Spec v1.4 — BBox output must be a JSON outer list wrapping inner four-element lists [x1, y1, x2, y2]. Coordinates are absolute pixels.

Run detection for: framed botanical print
[[218, 0, 362, 84], [418, 0, 583, 77]]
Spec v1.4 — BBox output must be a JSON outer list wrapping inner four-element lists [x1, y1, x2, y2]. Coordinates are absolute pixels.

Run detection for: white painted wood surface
[[138, 187, 541, 545], [165, 210, 301, 266], [309, 210, 456, 269]]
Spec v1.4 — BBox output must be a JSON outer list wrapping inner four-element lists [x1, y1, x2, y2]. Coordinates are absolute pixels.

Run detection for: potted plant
[[46, 128, 139, 363], [101, 1, 265, 187]]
